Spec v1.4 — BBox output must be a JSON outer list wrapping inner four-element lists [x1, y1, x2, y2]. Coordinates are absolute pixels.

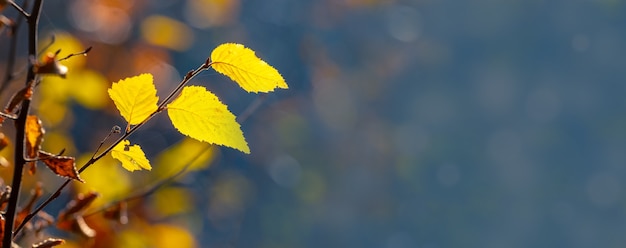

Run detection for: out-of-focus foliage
[[3, 0, 624, 247], [141, 15, 194, 51]]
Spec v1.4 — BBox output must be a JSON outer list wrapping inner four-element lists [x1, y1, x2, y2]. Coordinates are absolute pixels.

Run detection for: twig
[[236, 94, 267, 123], [58, 46, 92, 61], [3, 0, 43, 247], [8, 0, 30, 18]]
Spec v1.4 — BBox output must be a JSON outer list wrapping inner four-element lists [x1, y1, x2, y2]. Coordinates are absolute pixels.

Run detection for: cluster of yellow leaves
[[108, 43, 287, 171]]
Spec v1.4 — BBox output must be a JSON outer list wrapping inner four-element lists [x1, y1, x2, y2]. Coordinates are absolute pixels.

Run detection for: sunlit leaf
[[32, 238, 66, 248], [38, 151, 83, 182], [26, 115, 45, 158], [111, 140, 152, 171], [210, 43, 288, 93], [108, 73, 159, 127], [26, 115, 45, 175], [167, 86, 249, 153]]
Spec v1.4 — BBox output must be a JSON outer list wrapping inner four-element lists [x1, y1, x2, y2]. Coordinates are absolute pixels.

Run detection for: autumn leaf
[[108, 73, 159, 128], [111, 140, 152, 171], [38, 151, 83, 182], [167, 86, 249, 153], [210, 43, 288, 93], [26, 115, 45, 175], [57, 192, 99, 238], [26, 115, 45, 157]]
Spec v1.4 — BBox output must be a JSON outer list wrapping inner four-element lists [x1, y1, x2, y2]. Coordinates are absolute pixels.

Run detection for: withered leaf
[[31, 238, 65, 248], [15, 183, 43, 230], [38, 151, 83, 182], [26, 116, 45, 175], [57, 192, 99, 222], [103, 201, 128, 225], [57, 192, 99, 238], [34, 52, 68, 78], [0, 132, 9, 151]]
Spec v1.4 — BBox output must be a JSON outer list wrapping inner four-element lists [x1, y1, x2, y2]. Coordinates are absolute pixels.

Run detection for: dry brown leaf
[[15, 183, 43, 230], [26, 116, 45, 175], [103, 201, 128, 225], [57, 192, 99, 238], [31, 238, 65, 248], [38, 151, 83, 182]]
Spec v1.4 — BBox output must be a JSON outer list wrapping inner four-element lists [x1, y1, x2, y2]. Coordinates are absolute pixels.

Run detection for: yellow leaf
[[74, 153, 131, 208], [141, 15, 194, 51], [26, 115, 45, 159], [108, 73, 159, 126], [110, 140, 152, 171], [153, 138, 216, 181], [210, 43, 288, 93], [167, 86, 249, 153]]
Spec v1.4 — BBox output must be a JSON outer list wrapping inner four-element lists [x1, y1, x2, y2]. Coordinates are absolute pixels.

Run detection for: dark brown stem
[[3, 0, 43, 247]]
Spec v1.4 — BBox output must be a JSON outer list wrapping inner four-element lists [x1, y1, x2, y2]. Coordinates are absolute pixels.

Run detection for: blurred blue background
[[30, 0, 626, 247]]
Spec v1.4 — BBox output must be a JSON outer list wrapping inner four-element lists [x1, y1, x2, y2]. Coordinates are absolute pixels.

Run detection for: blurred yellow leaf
[[74, 154, 130, 208], [111, 140, 152, 171], [108, 73, 159, 126], [167, 86, 249, 153], [69, 70, 109, 109], [148, 224, 196, 248], [40, 32, 86, 70], [141, 15, 194, 51], [152, 187, 191, 217], [210, 43, 288, 93], [154, 138, 215, 181]]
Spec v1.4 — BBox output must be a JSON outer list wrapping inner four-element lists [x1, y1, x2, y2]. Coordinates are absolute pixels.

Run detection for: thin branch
[[3, 0, 44, 246], [58, 46, 92, 61], [91, 125, 120, 159], [237, 94, 267, 123], [8, 0, 30, 18]]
